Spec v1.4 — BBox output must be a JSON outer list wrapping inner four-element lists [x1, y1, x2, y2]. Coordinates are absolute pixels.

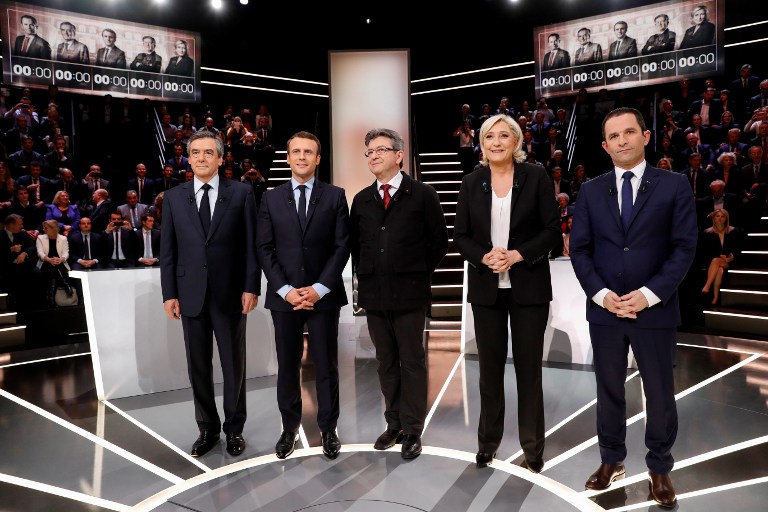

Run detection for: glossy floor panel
[[2, 316, 768, 511]]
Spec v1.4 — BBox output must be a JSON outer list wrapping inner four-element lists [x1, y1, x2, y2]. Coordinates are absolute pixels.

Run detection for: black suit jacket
[[0, 229, 36, 271], [349, 172, 448, 310], [679, 21, 716, 49], [14, 35, 52, 59], [88, 199, 113, 233], [95, 46, 126, 68], [68, 231, 104, 267], [160, 178, 260, 317], [454, 163, 561, 306], [135, 227, 161, 265], [127, 177, 156, 205], [608, 37, 638, 59], [103, 227, 137, 263], [257, 179, 350, 312], [542, 49, 570, 71]]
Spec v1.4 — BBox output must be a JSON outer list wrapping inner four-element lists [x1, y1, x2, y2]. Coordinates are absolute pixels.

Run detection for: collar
[[194, 174, 219, 193], [377, 171, 404, 191], [614, 160, 646, 180], [291, 176, 316, 191]]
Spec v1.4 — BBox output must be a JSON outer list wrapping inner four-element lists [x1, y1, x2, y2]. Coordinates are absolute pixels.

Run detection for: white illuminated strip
[[725, 19, 768, 31], [201, 66, 327, 86], [724, 37, 768, 48], [0, 352, 89, 369], [431, 284, 463, 288], [421, 152, 456, 156], [729, 270, 768, 275], [705, 311, 768, 320], [412, 61, 535, 83], [747, 233, 768, 236], [421, 161, 460, 166], [103, 401, 212, 472], [721, 288, 768, 295], [677, 342, 764, 355], [423, 353, 464, 430], [0, 388, 184, 485], [201, 80, 328, 98], [412, 74, 535, 96], [742, 251, 768, 254], [0, 325, 24, 331], [426, 181, 462, 185], [298, 425, 309, 453], [0, 473, 128, 512]]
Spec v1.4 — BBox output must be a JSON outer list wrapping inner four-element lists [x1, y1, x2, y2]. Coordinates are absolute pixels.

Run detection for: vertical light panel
[[329, 50, 411, 207]]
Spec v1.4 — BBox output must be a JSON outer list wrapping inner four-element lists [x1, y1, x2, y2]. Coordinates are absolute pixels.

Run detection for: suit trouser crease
[[181, 298, 247, 434], [272, 309, 340, 433], [366, 307, 428, 435], [590, 322, 677, 474], [472, 289, 547, 461]]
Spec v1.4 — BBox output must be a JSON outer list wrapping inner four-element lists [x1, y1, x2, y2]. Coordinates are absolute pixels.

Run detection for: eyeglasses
[[364, 146, 396, 158]]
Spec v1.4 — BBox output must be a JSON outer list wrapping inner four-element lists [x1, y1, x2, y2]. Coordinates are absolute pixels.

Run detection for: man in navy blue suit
[[257, 131, 350, 461], [160, 130, 261, 458], [570, 108, 697, 508]]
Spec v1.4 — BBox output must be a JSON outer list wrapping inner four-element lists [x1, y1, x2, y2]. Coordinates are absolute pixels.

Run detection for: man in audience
[[680, 132, 714, 169], [4, 115, 38, 156], [10, 135, 44, 177], [82, 164, 110, 194], [157, 164, 180, 193], [166, 143, 191, 177], [696, 179, 743, 229], [0, 213, 37, 308], [68, 217, 103, 270], [551, 166, 571, 200], [87, 188, 112, 233], [717, 128, 749, 167], [52, 168, 86, 208], [135, 212, 160, 267], [9, 186, 43, 231], [117, 190, 148, 230], [126, 163, 155, 205], [103, 211, 136, 268], [682, 153, 713, 199], [44, 136, 75, 178], [16, 161, 52, 204], [689, 87, 723, 128], [748, 121, 768, 164]]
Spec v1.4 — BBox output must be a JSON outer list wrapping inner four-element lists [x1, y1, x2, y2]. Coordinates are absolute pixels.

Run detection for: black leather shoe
[[585, 463, 626, 490], [476, 452, 495, 468], [321, 431, 341, 459], [401, 434, 422, 459], [191, 430, 220, 457], [226, 433, 245, 456], [275, 431, 298, 459], [521, 459, 545, 474], [648, 471, 677, 508], [373, 428, 405, 450]]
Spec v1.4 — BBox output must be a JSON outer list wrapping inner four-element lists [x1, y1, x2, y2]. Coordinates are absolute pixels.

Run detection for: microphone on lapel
[[513, 179, 520, 190], [608, 185, 617, 196], [482, 181, 491, 193], [311, 198, 318, 205], [639, 180, 649, 193], [189, 195, 195, 204], [218, 196, 225, 203]]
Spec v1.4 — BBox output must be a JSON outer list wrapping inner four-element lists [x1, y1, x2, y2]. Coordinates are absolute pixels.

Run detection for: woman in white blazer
[[36, 220, 72, 307]]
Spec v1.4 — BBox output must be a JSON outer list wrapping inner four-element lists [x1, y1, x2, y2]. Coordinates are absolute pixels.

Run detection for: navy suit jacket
[[569, 165, 698, 328], [256, 179, 350, 312], [68, 231, 104, 265], [160, 178, 260, 318]]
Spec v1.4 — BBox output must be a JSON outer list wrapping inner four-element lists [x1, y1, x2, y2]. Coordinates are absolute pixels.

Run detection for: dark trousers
[[472, 289, 548, 463], [590, 322, 677, 474], [366, 307, 428, 436], [181, 299, 247, 434], [106, 258, 134, 269], [271, 308, 340, 433]]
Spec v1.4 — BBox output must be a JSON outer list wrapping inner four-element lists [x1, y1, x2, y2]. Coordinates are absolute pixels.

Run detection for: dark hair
[[601, 107, 646, 140], [287, 131, 322, 156]]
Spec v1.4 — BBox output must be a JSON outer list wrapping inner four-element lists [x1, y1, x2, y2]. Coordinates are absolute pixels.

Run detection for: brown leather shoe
[[584, 463, 626, 490], [648, 471, 677, 508]]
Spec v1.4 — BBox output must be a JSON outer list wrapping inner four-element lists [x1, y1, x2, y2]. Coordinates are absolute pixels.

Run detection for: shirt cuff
[[313, 283, 330, 299], [592, 288, 610, 308], [640, 286, 661, 308], [277, 284, 292, 300]]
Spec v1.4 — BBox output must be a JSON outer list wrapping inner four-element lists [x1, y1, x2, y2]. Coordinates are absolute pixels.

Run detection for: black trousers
[[471, 289, 548, 463], [590, 322, 677, 474], [366, 307, 428, 436], [271, 308, 340, 433], [181, 299, 247, 435]]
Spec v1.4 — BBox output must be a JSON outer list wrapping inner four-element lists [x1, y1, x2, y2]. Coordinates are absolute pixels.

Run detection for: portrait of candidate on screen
[[164, 39, 194, 77], [12, 13, 52, 60]]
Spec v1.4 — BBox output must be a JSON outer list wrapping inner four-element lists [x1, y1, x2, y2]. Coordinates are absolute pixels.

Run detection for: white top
[[490, 186, 513, 289]]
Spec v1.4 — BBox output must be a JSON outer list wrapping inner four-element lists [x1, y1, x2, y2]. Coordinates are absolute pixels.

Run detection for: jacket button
[[203, 264, 207, 269], [380, 249, 384, 253], [623, 247, 629, 252], [617, 273, 622, 278], [381, 226, 386, 230]]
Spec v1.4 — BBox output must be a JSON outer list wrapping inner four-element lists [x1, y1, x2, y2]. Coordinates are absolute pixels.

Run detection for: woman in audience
[[656, 157, 674, 171], [147, 191, 164, 228], [36, 219, 72, 308], [700, 209, 742, 305], [224, 115, 246, 151], [714, 151, 747, 198], [45, 190, 80, 236], [710, 110, 739, 145], [177, 113, 197, 145], [0, 161, 16, 206], [570, 164, 589, 201]]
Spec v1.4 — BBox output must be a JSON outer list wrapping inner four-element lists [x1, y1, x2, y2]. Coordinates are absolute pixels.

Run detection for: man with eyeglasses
[[349, 128, 448, 460]]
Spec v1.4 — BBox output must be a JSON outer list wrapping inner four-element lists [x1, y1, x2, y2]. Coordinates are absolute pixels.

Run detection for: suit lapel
[[627, 166, 661, 230], [477, 167, 493, 242], [182, 182, 207, 240], [508, 166, 527, 221], [602, 172, 623, 232], [207, 179, 231, 240], [304, 181, 325, 232]]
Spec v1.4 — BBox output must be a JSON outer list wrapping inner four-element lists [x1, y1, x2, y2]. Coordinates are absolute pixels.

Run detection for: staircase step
[[430, 300, 462, 318], [0, 293, 8, 310], [720, 287, 768, 309], [431, 284, 463, 300], [0, 324, 26, 350], [704, 307, 768, 337], [727, 269, 768, 288], [0, 311, 17, 325]]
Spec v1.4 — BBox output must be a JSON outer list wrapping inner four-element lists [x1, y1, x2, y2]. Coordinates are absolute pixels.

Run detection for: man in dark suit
[[257, 131, 350, 461], [0, 213, 37, 308], [87, 188, 113, 233], [126, 163, 156, 205], [44, 137, 76, 179], [731, 64, 761, 121], [129, 36, 162, 72], [10, 136, 45, 178], [95, 29, 126, 68], [68, 217, 103, 270], [103, 211, 136, 268], [681, 152, 714, 199], [52, 168, 86, 208], [82, 164, 111, 195], [608, 21, 637, 59], [16, 161, 53, 204], [641, 14, 676, 55], [688, 88, 723, 127], [680, 132, 714, 169], [570, 108, 698, 508], [747, 121, 768, 163], [166, 144, 192, 177], [135, 212, 160, 267], [160, 130, 261, 458], [696, 179, 744, 229], [9, 186, 43, 231], [542, 33, 570, 71], [157, 164, 180, 193], [349, 128, 448, 460], [13, 15, 51, 60]]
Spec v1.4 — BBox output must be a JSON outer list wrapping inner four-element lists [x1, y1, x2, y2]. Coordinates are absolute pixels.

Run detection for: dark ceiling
[[13, 0, 768, 83]]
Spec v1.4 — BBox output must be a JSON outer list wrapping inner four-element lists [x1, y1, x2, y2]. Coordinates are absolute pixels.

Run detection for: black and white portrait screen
[[533, 0, 724, 98], [1, 1, 201, 102]]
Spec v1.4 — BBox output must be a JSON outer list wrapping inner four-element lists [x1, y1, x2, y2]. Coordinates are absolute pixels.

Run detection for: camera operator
[[4, 96, 39, 127], [103, 211, 136, 268], [239, 158, 266, 208], [82, 164, 110, 194]]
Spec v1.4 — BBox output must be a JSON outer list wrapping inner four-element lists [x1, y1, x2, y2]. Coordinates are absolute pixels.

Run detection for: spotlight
[[211, 0, 223, 9], [240, 0, 249, 4]]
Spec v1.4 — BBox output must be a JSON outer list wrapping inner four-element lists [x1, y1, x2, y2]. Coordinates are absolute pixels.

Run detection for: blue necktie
[[621, 171, 634, 231], [297, 185, 307, 230]]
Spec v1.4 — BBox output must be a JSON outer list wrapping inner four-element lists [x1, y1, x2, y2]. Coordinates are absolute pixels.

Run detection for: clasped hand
[[603, 290, 649, 319], [482, 247, 522, 273], [286, 286, 320, 311]]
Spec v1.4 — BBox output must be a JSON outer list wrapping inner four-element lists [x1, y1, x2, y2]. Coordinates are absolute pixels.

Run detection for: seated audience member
[[656, 157, 674, 171], [36, 219, 72, 308], [526, 150, 543, 166], [711, 111, 741, 146], [43, 136, 75, 179], [218, 150, 239, 178], [38, 105, 68, 151], [68, 217, 103, 270], [699, 209, 743, 305], [117, 190, 148, 230], [556, 192, 574, 231], [696, 179, 743, 229], [683, 152, 714, 199], [85, 188, 113, 233], [16, 161, 53, 204], [253, 116, 275, 174], [224, 116, 247, 152], [177, 113, 196, 144], [103, 211, 136, 268], [165, 143, 191, 177], [551, 167, 571, 200], [551, 214, 573, 258], [9, 186, 43, 230], [146, 191, 164, 228], [240, 159, 267, 207], [716, 128, 749, 167], [742, 145, 768, 228], [714, 152, 749, 198], [156, 164, 179, 193], [82, 164, 110, 194], [684, 113, 714, 146], [158, 112, 177, 154], [10, 136, 45, 178], [135, 212, 160, 267], [521, 129, 537, 156], [0, 213, 36, 307], [546, 149, 569, 176], [4, 116, 39, 158], [570, 164, 590, 200], [53, 168, 86, 208], [237, 130, 259, 164], [126, 163, 155, 205], [0, 161, 16, 207], [45, 190, 80, 236], [680, 132, 715, 169], [747, 121, 768, 162], [197, 116, 221, 139], [183, 169, 194, 182]]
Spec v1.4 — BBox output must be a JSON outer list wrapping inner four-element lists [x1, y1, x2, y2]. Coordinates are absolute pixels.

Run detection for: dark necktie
[[138, 179, 143, 202], [113, 231, 120, 260], [621, 171, 634, 231], [199, 183, 211, 235], [381, 184, 392, 210], [84, 234, 91, 260], [297, 184, 307, 230], [691, 169, 697, 196]]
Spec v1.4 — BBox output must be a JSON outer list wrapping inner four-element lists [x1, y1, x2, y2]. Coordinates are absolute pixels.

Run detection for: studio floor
[[1, 306, 768, 511]]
